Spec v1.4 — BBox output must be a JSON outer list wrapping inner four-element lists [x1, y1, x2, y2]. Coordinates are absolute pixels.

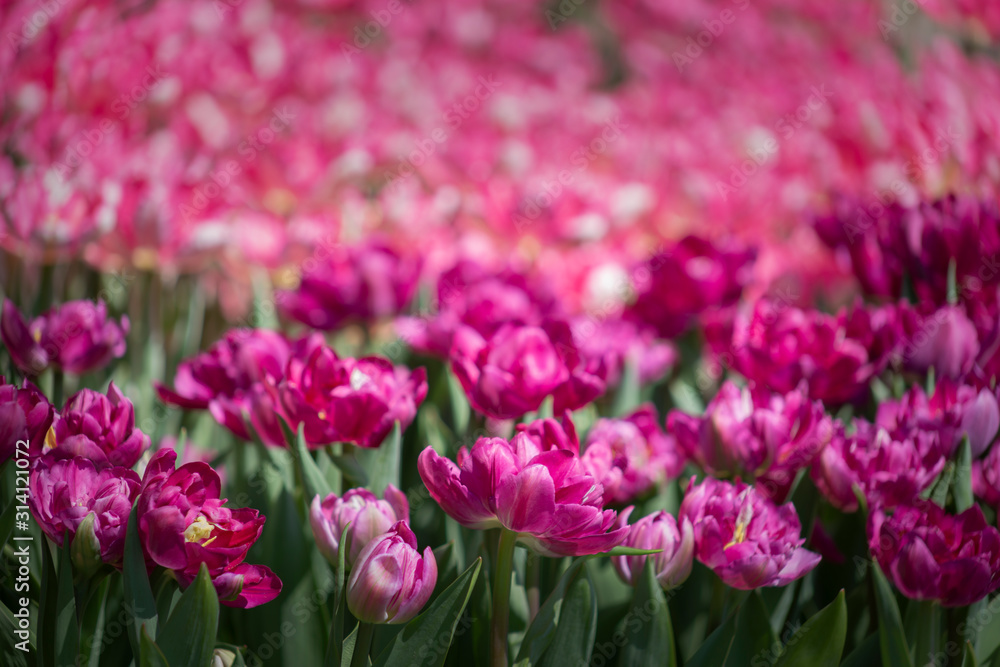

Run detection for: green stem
[[350, 622, 375, 667], [914, 599, 941, 667], [491, 529, 518, 667], [526, 553, 540, 623], [52, 369, 64, 408]]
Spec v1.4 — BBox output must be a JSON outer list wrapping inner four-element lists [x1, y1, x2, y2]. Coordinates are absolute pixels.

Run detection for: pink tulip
[[2, 299, 129, 375], [0, 376, 54, 464], [972, 444, 1000, 509], [346, 522, 437, 625], [582, 405, 685, 504], [612, 508, 694, 590], [418, 431, 627, 556], [277, 336, 427, 448], [48, 383, 150, 469], [28, 456, 140, 569], [310, 485, 410, 567], [679, 477, 820, 589], [869, 501, 1000, 607], [137, 449, 281, 608], [811, 419, 946, 512]]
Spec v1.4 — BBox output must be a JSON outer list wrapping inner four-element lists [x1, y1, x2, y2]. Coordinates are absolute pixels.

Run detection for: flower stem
[[491, 529, 518, 667], [526, 553, 540, 623], [350, 621, 375, 667]]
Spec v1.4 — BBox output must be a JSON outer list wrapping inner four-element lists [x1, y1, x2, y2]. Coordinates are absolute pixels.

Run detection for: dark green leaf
[[963, 640, 979, 667], [537, 565, 598, 667], [342, 623, 358, 667], [840, 634, 880, 667], [325, 520, 351, 667], [54, 539, 80, 666], [290, 422, 333, 502], [0, 600, 29, 667], [123, 505, 158, 659], [956, 437, 974, 513], [79, 577, 111, 667], [728, 591, 778, 666], [514, 560, 586, 667], [612, 357, 641, 417], [372, 558, 482, 667], [872, 564, 914, 667], [357, 421, 401, 495], [605, 546, 664, 557], [682, 606, 738, 667], [774, 589, 846, 667], [616, 560, 676, 667], [157, 563, 219, 667], [140, 624, 171, 667]]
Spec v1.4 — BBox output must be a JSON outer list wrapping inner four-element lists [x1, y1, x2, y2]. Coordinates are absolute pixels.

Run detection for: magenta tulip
[[2, 299, 128, 375], [582, 405, 685, 504], [310, 485, 410, 567], [155, 328, 292, 447], [137, 449, 281, 608], [277, 336, 427, 448], [811, 419, 946, 512], [48, 383, 150, 469], [612, 508, 694, 590], [869, 501, 1000, 607], [679, 477, 820, 589], [418, 431, 627, 556], [0, 376, 54, 464], [28, 455, 140, 568], [346, 521, 437, 624], [669, 382, 831, 501], [972, 444, 1000, 509]]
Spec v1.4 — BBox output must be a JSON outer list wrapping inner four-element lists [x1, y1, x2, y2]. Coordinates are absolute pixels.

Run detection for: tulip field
[[5, 0, 1000, 666]]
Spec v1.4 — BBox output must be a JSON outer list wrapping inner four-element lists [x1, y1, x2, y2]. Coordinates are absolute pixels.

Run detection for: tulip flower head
[[310, 485, 410, 568], [346, 521, 437, 624], [47, 383, 151, 469], [0, 376, 54, 463], [612, 508, 694, 590]]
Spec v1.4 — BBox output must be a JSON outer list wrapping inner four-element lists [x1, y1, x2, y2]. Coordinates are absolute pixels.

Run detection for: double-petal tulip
[[612, 508, 694, 590], [277, 336, 427, 448], [418, 431, 628, 556], [669, 382, 832, 502], [972, 444, 1000, 509], [28, 455, 140, 570], [679, 477, 821, 589], [582, 405, 685, 504], [47, 383, 150, 469], [868, 501, 1000, 607], [811, 419, 946, 512], [346, 521, 437, 624], [155, 328, 291, 447], [137, 449, 281, 608], [0, 376, 54, 463], [310, 485, 410, 567], [1, 299, 128, 375]]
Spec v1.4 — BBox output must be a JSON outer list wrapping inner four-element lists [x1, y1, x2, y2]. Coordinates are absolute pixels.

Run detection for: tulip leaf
[[0, 600, 30, 667], [53, 539, 80, 667], [681, 604, 738, 667], [537, 564, 598, 667], [123, 505, 158, 659], [139, 625, 171, 667], [290, 422, 333, 501], [955, 437, 974, 513], [962, 640, 979, 667], [156, 563, 219, 667], [79, 576, 111, 667], [446, 370, 470, 437], [605, 546, 664, 557], [612, 357, 642, 417], [325, 520, 351, 667], [773, 589, 847, 667], [357, 421, 401, 496], [616, 559, 677, 667], [514, 559, 587, 666], [341, 623, 358, 667], [727, 591, 777, 665], [372, 557, 482, 667], [840, 633, 880, 667], [872, 563, 914, 667]]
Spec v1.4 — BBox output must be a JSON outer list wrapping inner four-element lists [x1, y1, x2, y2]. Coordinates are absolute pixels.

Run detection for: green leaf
[[773, 589, 846, 667], [930, 462, 956, 508], [616, 560, 676, 667], [955, 437, 974, 513], [156, 563, 219, 667], [54, 539, 80, 666], [683, 605, 738, 667], [123, 505, 158, 659], [372, 558, 482, 667], [963, 640, 979, 667], [612, 357, 642, 417], [0, 600, 29, 667], [79, 577, 111, 667], [840, 634, 880, 667], [872, 564, 914, 667], [446, 370, 470, 437], [140, 625, 171, 667], [727, 591, 777, 666], [536, 565, 598, 667], [290, 422, 333, 502], [341, 623, 358, 667], [357, 421, 401, 495], [605, 546, 664, 557], [514, 560, 586, 666], [325, 520, 351, 667]]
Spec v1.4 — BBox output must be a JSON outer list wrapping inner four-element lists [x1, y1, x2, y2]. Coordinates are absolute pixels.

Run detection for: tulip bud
[[212, 648, 237, 667], [612, 509, 694, 591], [346, 522, 437, 624], [71, 512, 104, 577], [309, 486, 409, 568]]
